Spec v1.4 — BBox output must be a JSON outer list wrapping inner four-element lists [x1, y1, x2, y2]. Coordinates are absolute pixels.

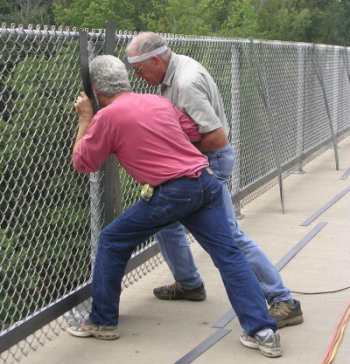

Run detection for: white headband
[[127, 45, 168, 64]]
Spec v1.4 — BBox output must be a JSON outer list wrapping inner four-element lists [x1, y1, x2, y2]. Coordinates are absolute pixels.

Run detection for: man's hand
[[74, 92, 94, 125]]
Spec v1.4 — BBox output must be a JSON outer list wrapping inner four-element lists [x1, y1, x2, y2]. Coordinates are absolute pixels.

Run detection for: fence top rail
[[1, 23, 350, 51]]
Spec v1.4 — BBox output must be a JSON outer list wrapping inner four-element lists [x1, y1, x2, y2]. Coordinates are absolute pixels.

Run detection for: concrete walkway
[[22, 137, 350, 364]]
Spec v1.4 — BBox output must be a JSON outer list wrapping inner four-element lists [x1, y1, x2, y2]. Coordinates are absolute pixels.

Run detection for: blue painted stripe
[[174, 328, 232, 364], [301, 186, 350, 226]]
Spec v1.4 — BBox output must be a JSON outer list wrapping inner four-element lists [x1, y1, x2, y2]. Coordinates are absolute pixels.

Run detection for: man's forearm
[[197, 127, 229, 153], [73, 114, 92, 153]]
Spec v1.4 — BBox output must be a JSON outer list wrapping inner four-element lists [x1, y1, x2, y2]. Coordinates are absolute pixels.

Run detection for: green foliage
[[255, 0, 313, 41], [336, 0, 350, 46], [0, 0, 12, 16], [301, 0, 346, 44], [53, 0, 138, 29], [144, 0, 211, 34], [0, 0, 54, 24], [220, 0, 259, 38], [2, 0, 350, 44]]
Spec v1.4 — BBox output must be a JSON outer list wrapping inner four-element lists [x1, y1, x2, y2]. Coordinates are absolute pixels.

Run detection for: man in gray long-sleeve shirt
[[126, 33, 303, 337]]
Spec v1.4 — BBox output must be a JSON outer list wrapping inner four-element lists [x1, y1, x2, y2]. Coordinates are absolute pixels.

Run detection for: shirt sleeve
[[177, 80, 222, 134], [72, 112, 115, 173], [174, 107, 202, 142]]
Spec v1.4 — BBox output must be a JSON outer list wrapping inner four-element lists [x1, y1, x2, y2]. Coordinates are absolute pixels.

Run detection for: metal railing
[[0, 23, 350, 363]]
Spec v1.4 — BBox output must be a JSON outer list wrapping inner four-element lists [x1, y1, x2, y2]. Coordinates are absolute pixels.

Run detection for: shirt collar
[[162, 52, 177, 87]]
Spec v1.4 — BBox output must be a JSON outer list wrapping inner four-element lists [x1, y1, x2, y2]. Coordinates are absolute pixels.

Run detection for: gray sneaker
[[240, 328, 282, 358], [67, 318, 120, 340], [269, 299, 304, 328], [153, 282, 206, 301]]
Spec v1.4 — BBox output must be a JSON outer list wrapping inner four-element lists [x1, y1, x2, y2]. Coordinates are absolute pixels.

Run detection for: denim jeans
[[156, 144, 292, 304], [90, 169, 277, 336]]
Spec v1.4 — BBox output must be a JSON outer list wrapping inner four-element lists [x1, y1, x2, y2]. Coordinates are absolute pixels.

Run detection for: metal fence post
[[101, 21, 122, 224], [341, 48, 350, 131], [79, 31, 103, 263], [311, 45, 340, 170], [230, 43, 243, 218], [79, 22, 121, 268], [295, 44, 306, 173], [332, 46, 340, 137], [342, 47, 350, 85]]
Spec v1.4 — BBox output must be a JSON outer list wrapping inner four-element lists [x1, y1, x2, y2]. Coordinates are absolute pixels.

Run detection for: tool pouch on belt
[[141, 184, 154, 201]]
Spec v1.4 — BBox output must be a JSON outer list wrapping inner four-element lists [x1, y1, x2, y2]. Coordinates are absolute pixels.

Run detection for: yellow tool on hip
[[141, 184, 154, 201]]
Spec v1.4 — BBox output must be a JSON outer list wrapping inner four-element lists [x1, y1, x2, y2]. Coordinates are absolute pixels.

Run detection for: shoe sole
[[156, 296, 205, 302], [154, 295, 206, 301], [259, 346, 283, 358], [277, 315, 304, 329], [92, 333, 120, 340], [67, 327, 120, 340], [239, 336, 259, 349]]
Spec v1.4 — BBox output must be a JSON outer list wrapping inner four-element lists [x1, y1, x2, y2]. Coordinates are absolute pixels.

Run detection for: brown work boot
[[269, 299, 304, 328], [153, 282, 206, 301]]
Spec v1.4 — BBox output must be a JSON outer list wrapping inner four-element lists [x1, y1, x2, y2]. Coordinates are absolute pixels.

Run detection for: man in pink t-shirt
[[68, 55, 281, 358], [72, 91, 205, 185]]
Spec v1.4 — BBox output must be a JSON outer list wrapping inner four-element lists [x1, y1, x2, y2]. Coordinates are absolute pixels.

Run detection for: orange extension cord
[[321, 303, 350, 364]]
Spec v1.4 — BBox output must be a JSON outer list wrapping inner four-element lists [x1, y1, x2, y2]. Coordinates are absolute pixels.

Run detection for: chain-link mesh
[[0, 24, 88, 363], [1, 24, 350, 363]]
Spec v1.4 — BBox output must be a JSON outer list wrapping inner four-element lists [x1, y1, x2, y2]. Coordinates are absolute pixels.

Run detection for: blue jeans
[[156, 145, 292, 304], [90, 169, 277, 336]]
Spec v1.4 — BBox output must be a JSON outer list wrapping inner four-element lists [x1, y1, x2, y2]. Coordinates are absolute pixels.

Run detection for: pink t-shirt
[[72, 92, 208, 186]]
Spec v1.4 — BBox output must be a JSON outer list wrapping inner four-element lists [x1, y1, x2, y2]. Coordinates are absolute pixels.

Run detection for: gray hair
[[89, 55, 131, 97], [126, 32, 170, 60]]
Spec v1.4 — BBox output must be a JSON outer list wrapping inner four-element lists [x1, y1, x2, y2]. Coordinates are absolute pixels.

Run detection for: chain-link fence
[[1, 24, 350, 363]]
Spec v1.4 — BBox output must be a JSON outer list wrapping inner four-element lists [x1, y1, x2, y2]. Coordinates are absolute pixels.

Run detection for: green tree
[[220, 0, 259, 38], [143, 0, 212, 34], [336, 0, 350, 45], [1, 0, 350, 44], [301, 0, 345, 44], [53, 0, 138, 29], [255, 0, 312, 41], [0, 0, 55, 24], [143, 0, 238, 35]]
